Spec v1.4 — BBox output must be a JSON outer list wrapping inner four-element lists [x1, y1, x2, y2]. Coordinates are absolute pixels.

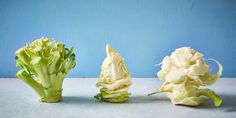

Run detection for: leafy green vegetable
[[148, 47, 223, 107], [15, 37, 76, 103]]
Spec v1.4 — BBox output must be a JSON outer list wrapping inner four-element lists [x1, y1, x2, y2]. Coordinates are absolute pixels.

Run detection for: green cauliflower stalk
[[15, 37, 76, 103], [148, 47, 223, 107]]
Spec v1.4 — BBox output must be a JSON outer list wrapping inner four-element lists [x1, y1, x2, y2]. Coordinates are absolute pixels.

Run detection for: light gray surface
[[0, 78, 235, 118]]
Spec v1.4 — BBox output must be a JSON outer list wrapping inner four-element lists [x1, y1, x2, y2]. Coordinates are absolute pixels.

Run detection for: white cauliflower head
[[150, 47, 223, 107]]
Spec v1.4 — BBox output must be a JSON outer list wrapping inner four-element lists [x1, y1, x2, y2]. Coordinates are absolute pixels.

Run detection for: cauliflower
[[95, 44, 132, 103], [15, 37, 76, 102], [149, 47, 223, 107]]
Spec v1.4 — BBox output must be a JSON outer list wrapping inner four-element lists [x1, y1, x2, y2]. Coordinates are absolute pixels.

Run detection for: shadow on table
[[62, 94, 236, 112], [62, 95, 170, 105], [193, 94, 236, 112], [129, 94, 236, 112], [216, 94, 236, 112], [62, 96, 98, 105], [128, 95, 170, 104]]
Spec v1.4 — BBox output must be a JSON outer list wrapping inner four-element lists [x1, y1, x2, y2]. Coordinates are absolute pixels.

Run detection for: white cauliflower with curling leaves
[[149, 47, 223, 107]]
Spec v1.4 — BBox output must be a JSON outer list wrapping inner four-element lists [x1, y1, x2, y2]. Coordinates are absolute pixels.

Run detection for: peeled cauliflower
[[95, 44, 132, 103], [149, 47, 223, 107]]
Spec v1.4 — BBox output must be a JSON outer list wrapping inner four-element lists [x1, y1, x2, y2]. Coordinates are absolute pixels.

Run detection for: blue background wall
[[0, 0, 235, 78]]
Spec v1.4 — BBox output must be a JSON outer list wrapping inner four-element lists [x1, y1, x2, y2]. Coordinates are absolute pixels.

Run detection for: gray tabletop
[[0, 78, 235, 118]]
